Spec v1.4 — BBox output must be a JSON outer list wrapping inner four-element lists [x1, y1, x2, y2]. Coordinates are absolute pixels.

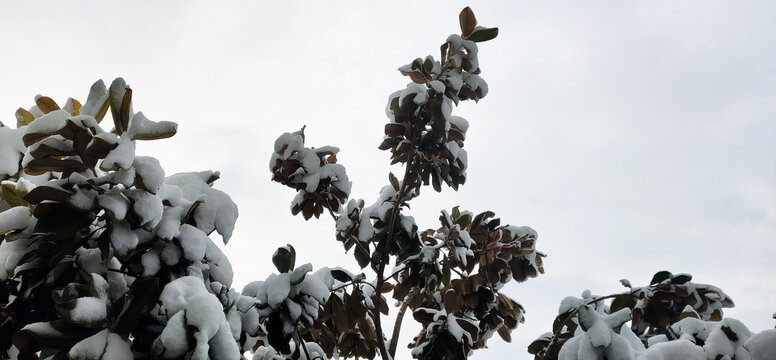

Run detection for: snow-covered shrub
[[268, 7, 543, 360], [0, 78, 257, 359], [528, 271, 775, 360]]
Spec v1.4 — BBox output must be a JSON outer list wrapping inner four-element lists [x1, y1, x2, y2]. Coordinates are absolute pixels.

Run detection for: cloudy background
[[1, 1, 774, 358]]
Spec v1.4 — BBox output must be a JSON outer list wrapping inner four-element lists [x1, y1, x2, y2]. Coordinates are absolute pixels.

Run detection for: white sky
[[1, 1, 774, 359]]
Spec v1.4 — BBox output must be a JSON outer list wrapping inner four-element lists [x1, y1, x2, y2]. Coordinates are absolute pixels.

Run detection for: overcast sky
[[1, 1, 774, 358]]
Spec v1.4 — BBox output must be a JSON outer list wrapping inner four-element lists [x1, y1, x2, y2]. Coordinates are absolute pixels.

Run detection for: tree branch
[[389, 287, 417, 357], [372, 110, 422, 360]]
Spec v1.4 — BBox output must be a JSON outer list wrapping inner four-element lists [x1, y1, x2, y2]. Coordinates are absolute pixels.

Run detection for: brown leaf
[[380, 282, 394, 293], [119, 87, 132, 133], [459, 7, 477, 38], [443, 289, 461, 313], [35, 96, 60, 114], [497, 324, 512, 342], [15, 108, 35, 128]]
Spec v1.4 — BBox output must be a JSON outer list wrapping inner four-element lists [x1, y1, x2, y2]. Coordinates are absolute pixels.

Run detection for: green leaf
[[454, 214, 472, 228], [432, 172, 441, 193], [272, 244, 296, 273], [468, 27, 499, 43], [487, 218, 501, 230], [650, 271, 672, 285], [671, 273, 692, 284], [33, 202, 95, 242], [330, 269, 353, 283], [388, 172, 400, 191], [110, 277, 160, 335]]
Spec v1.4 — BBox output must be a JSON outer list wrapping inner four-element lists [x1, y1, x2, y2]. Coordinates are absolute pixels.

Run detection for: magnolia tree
[[528, 271, 776, 360], [0, 7, 545, 360]]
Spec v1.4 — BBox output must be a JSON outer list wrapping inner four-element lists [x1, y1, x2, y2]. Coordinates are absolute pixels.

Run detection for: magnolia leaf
[[1, 183, 30, 208], [272, 244, 296, 273], [330, 269, 353, 283], [497, 324, 512, 342], [81, 80, 110, 123], [459, 7, 477, 38], [23, 183, 72, 204], [388, 172, 400, 191], [25, 157, 89, 176], [432, 172, 441, 192], [111, 277, 160, 335], [290, 263, 312, 285], [119, 88, 132, 134], [15, 108, 35, 128], [109, 78, 129, 134], [63, 97, 82, 116], [468, 27, 499, 43], [35, 96, 60, 114], [129, 112, 178, 140], [454, 213, 472, 228], [650, 271, 672, 285], [671, 273, 692, 284], [443, 289, 461, 313]]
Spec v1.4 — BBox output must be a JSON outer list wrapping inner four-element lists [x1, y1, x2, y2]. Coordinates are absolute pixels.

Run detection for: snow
[[160, 276, 209, 316], [110, 220, 139, 258], [0, 206, 32, 235], [639, 340, 705, 360], [79, 80, 108, 119], [128, 189, 163, 229], [67, 188, 97, 211], [185, 292, 225, 355], [89, 273, 110, 303], [97, 188, 129, 220], [153, 311, 190, 358], [204, 237, 233, 287], [21, 322, 64, 341], [285, 297, 302, 322], [399, 83, 429, 105], [743, 329, 776, 359], [385, 91, 402, 122], [449, 116, 469, 133], [299, 342, 327, 360], [0, 126, 26, 178], [157, 206, 185, 240], [178, 224, 208, 261], [112, 167, 136, 188], [141, 249, 161, 276], [430, 80, 446, 93], [101, 136, 136, 171], [298, 273, 330, 304], [290, 262, 313, 285], [133, 156, 165, 194], [107, 257, 129, 301], [68, 328, 108, 360], [127, 111, 178, 141], [23, 109, 69, 139], [70, 297, 108, 323], [103, 332, 132, 359], [75, 247, 103, 274], [266, 272, 291, 308], [164, 171, 238, 243], [161, 241, 182, 266], [156, 276, 240, 360]]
